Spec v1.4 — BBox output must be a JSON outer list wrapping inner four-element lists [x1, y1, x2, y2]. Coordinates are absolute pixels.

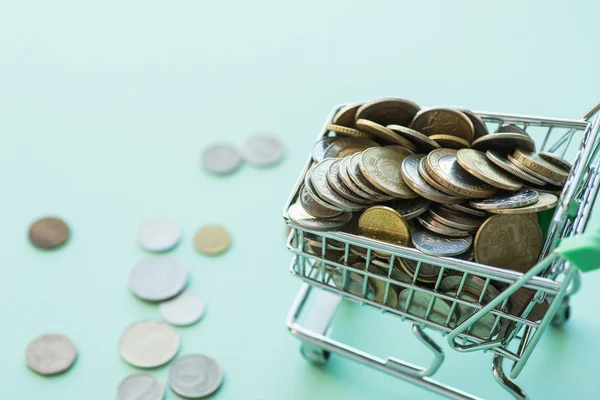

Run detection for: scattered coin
[[456, 149, 523, 191], [194, 225, 231, 256], [411, 225, 472, 256], [25, 334, 77, 375], [202, 144, 242, 175], [440, 203, 488, 217], [512, 148, 569, 185], [117, 374, 165, 400], [470, 189, 539, 210], [326, 159, 371, 204], [508, 154, 564, 186], [539, 152, 573, 171], [471, 133, 535, 152], [312, 137, 340, 162], [411, 107, 475, 143], [242, 135, 284, 166], [137, 218, 181, 253], [169, 354, 224, 399], [323, 137, 379, 159], [401, 155, 464, 204], [159, 291, 206, 326], [474, 214, 543, 272], [28, 217, 70, 250], [287, 202, 352, 231], [360, 147, 417, 198], [487, 192, 557, 214], [429, 134, 470, 150], [486, 150, 547, 186], [356, 119, 418, 151], [332, 103, 362, 128], [416, 213, 473, 237], [129, 257, 188, 301], [387, 125, 441, 152], [331, 268, 376, 299], [119, 321, 180, 368], [426, 149, 497, 198], [311, 159, 366, 211], [398, 289, 457, 327], [358, 206, 411, 247], [393, 197, 430, 220], [326, 124, 372, 139], [299, 185, 343, 219], [355, 97, 421, 127], [428, 205, 485, 231]]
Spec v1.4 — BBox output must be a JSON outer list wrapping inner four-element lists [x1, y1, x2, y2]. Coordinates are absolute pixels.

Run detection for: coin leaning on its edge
[[411, 225, 472, 256], [485, 150, 547, 186], [470, 189, 540, 211], [411, 107, 475, 143], [299, 185, 343, 219], [359, 147, 417, 199], [287, 202, 352, 231], [401, 154, 464, 204], [456, 149, 523, 191], [487, 192, 558, 214]]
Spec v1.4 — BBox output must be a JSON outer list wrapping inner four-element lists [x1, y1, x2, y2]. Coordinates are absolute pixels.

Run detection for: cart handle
[[558, 227, 600, 273]]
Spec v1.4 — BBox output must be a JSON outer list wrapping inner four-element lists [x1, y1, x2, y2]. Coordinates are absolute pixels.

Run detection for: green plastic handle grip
[[559, 226, 600, 272]]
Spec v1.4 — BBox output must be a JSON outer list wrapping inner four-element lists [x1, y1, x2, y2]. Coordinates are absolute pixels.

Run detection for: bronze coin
[[355, 119, 418, 151], [505, 287, 549, 322], [539, 152, 572, 172], [418, 157, 465, 198], [416, 213, 473, 237], [323, 137, 379, 159], [454, 108, 489, 139], [355, 97, 421, 127], [512, 148, 569, 184], [456, 149, 523, 191], [440, 203, 488, 217], [507, 154, 564, 186], [471, 133, 535, 152], [387, 125, 441, 152], [485, 150, 547, 186], [498, 124, 531, 137], [428, 134, 470, 150], [332, 103, 362, 129], [28, 217, 70, 249], [411, 107, 475, 143]]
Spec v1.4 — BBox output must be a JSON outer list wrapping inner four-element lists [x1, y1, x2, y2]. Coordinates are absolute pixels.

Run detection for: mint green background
[[2, 1, 600, 399]]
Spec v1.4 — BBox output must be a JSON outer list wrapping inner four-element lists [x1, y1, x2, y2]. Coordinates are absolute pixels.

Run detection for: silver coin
[[508, 154, 564, 186], [169, 354, 224, 398], [117, 374, 165, 400], [159, 291, 206, 326], [539, 152, 573, 172], [439, 203, 488, 217], [326, 159, 371, 203], [470, 189, 539, 210], [394, 197, 430, 220], [137, 218, 181, 253], [303, 167, 344, 212], [288, 202, 352, 231], [339, 156, 380, 200], [242, 135, 284, 166], [401, 155, 463, 204], [411, 226, 472, 256], [486, 150, 546, 186], [312, 137, 340, 162], [311, 159, 366, 211], [416, 213, 473, 237], [347, 153, 393, 200], [428, 205, 486, 231], [129, 257, 188, 301], [299, 185, 343, 219], [119, 321, 180, 368], [25, 334, 77, 375], [202, 144, 242, 174]]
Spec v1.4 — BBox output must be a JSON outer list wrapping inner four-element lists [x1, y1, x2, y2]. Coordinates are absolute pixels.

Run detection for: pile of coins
[[289, 97, 573, 327]]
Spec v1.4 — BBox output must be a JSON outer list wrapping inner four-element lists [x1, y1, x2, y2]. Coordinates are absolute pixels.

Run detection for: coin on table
[[360, 147, 417, 198], [169, 354, 224, 398], [456, 149, 523, 191], [288, 202, 352, 231], [539, 152, 572, 172], [411, 225, 472, 256], [129, 257, 188, 301], [117, 374, 165, 400], [428, 204, 485, 231], [28, 217, 70, 250], [453, 108, 489, 139], [440, 203, 488, 217], [401, 155, 464, 204], [299, 185, 343, 219], [120, 321, 180, 368], [323, 137, 379, 159], [393, 197, 430, 220], [242, 135, 284, 167], [508, 154, 564, 186], [487, 192, 557, 214], [512, 148, 569, 185], [312, 159, 367, 210], [471, 133, 535, 152], [387, 125, 440, 152], [398, 290, 457, 327], [304, 167, 344, 212], [312, 137, 340, 162], [333, 103, 362, 128], [470, 189, 539, 211], [25, 334, 77, 375], [411, 107, 474, 143], [326, 124, 372, 140], [426, 149, 497, 198], [355, 97, 421, 127], [159, 291, 205, 326], [326, 159, 371, 204], [429, 134, 470, 150], [138, 218, 181, 253], [202, 144, 242, 174], [418, 157, 466, 198], [358, 206, 411, 246], [485, 150, 547, 186], [347, 153, 394, 200], [474, 214, 543, 272], [416, 213, 473, 237], [355, 119, 418, 151], [339, 156, 382, 201], [331, 268, 375, 299]]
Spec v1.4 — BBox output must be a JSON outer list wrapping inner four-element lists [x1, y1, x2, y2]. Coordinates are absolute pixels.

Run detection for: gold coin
[[453, 108, 489, 139], [426, 149, 497, 198], [512, 148, 569, 184], [471, 133, 535, 152], [411, 107, 474, 143], [326, 124, 373, 140], [355, 119, 418, 151], [539, 152, 572, 172], [355, 97, 421, 127], [416, 213, 473, 237], [358, 206, 411, 247], [28, 217, 70, 250], [346, 154, 393, 200], [474, 215, 542, 272], [359, 147, 417, 198], [332, 103, 362, 129], [456, 149, 523, 190], [429, 134, 470, 150], [401, 154, 464, 204], [507, 154, 563, 186], [487, 192, 558, 214], [323, 137, 379, 159], [387, 125, 440, 152], [194, 225, 231, 255], [485, 150, 547, 186], [398, 289, 457, 327], [418, 157, 465, 198]]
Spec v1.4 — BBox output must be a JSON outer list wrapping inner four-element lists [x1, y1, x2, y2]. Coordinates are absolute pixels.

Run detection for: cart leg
[[492, 355, 527, 400]]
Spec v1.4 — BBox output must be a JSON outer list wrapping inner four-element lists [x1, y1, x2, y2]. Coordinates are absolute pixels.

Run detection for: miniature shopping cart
[[282, 102, 600, 399]]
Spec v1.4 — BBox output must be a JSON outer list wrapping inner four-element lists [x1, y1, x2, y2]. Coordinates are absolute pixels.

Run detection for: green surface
[[2, 1, 600, 399]]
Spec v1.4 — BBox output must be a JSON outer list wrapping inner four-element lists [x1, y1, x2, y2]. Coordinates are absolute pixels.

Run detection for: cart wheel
[[300, 344, 331, 365], [551, 298, 571, 327]]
